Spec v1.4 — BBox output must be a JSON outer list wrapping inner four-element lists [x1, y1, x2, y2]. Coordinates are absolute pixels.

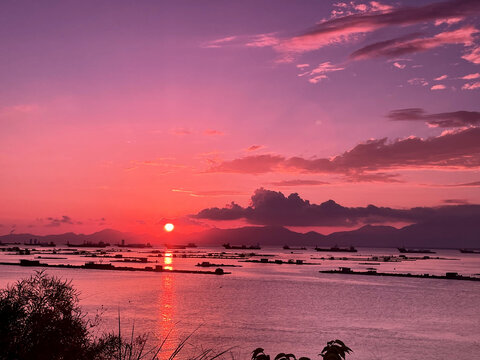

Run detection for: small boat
[[164, 244, 186, 249], [24, 241, 56, 247], [315, 245, 357, 252], [397, 247, 435, 254], [196, 261, 240, 268], [165, 243, 197, 249], [67, 241, 110, 248], [222, 243, 261, 250], [459, 249, 480, 254], [283, 245, 306, 250], [117, 242, 152, 248]]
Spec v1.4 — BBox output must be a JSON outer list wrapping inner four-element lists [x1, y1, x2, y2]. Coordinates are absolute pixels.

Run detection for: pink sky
[[1, 0, 479, 236]]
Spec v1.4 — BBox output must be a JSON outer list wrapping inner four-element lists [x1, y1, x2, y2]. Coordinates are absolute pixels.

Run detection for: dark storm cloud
[[193, 188, 480, 227]]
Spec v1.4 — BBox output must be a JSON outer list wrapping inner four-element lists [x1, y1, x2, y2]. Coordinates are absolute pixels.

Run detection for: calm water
[[1, 246, 479, 359]]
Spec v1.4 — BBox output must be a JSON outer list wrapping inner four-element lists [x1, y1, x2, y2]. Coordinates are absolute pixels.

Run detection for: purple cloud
[[207, 127, 480, 177], [193, 188, 480, 227], [387, 108, 480, 127], [278, 0, 480, 54], [350, 26, 477, 60]]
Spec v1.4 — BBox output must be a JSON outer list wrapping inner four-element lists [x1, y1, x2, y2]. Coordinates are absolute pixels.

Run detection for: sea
[[0, 245, 479, 360]]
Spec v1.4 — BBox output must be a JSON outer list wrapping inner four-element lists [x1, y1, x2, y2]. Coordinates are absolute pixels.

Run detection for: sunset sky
[[1, 0, 479, 236]]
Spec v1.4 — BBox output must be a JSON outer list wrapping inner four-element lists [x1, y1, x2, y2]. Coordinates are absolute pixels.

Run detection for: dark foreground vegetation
[[0, 272, 351, 360]]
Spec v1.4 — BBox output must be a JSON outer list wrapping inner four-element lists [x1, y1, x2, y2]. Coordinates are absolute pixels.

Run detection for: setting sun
[[164, 223, 174, 232]]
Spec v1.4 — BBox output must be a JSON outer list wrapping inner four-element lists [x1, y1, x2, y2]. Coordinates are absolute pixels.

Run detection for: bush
[[251, 340, 352, 360], [0, 271, 117, 360]]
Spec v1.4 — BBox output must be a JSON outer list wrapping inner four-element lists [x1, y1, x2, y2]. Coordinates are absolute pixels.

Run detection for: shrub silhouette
[[319, 340, 352, 360], [0, 271, 117, 360], [251, 339, 352, 360]]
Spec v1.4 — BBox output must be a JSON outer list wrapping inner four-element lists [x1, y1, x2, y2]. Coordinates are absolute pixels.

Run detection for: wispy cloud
[[45, 216, 75, 227], [245, 33, 279, 47], [246, 145, 264, 152], [462, 82, 480, 90], [461, 73, 480, 80], [202, 36, 238, 48], [387, 108, 480, 127], [300, 62, 345, 83], [434, 74, 448, 80], [462, 45, 480, 64], [171, 128, 192, 136], [344, 172, 403, 183], [126, 158, 184, 173], [296, 63, 310, 69], [442, 198, 470, 204], [350, 26, 478, 60], [393, 61, 406, 69], [431, 84, 447, 90], [408, 77, 429, 86], [204, 129, 224, 136], [171, 188, 246, 197], [444, 180, 480, 187], [0, 103, 42, 118], [269, 179, 329, 187]]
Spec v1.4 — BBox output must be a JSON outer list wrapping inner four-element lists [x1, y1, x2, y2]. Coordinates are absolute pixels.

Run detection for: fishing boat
[[283, 245, 306, 250], [459, 249, 480, 254], [67, 241, 110, 248], [315, 245, 357, 252], [222, 243, 261, 250], [397, 247, 435, 254]]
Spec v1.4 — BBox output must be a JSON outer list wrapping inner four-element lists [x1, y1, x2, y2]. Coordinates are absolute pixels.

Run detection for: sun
[[164, 223, 174, 232]]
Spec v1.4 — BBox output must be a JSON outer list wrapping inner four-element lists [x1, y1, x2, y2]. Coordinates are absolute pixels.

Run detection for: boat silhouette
[[315, 245, 357, 252], [67, 241, 110, 248], [459, 249, 480, 254], [283, 245, 306, 250], [222, 243, 261, 250], [397, 247, 435, 254]]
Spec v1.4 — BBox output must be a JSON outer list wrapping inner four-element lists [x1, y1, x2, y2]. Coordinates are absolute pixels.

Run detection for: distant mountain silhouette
[[1, 218, 479, 249], [185, 225, 326, 246], [0, 229, 157, 246]]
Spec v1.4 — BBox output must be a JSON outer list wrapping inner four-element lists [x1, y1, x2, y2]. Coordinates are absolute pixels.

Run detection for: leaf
[[334, 340, 346, 347], [256, 355, 270, 360], [252, 348, 265, 360]]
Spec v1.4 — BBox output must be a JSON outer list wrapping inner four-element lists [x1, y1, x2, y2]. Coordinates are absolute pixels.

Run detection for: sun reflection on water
[[164, 252, 173, 271], [158, 272, 176, 360]]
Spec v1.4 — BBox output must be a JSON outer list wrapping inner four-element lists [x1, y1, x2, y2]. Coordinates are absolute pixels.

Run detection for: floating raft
[[0, 260, 229, 275], [320, 267, 480, 281]]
